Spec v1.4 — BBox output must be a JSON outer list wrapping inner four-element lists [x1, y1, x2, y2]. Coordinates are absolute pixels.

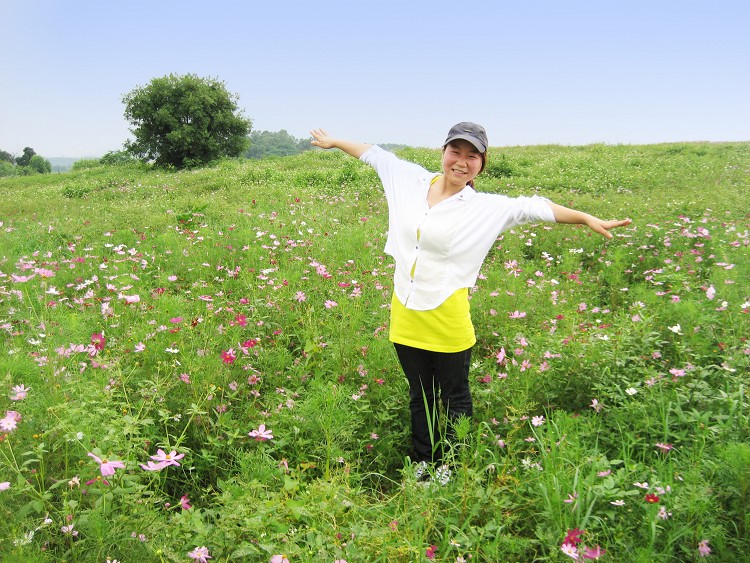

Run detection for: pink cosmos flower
[[496, 347, 507, 364], [531, 415, 545, 427], [655, 442, 673, 453], [221, 349, 237, 364], [698, 539, 711, 557], [425, 545, 437, 560], [88, 452, 125, 477], [91, 332, 106, 351], [270, 555, 290, 563], [249, 424, 273, 441], [188, 546, 211, 562], [10, 384, 30, 401], [0, 482, 10, 491], [582, 545, 606, 559], [1, 411, 21, 432], [508, 310, 526, 318], [324, 300, 338, 309], [561, 543, 579, 560], [294, 291, 307, 302], [180, 495, 192, 510], [564, 528, 584, 545]]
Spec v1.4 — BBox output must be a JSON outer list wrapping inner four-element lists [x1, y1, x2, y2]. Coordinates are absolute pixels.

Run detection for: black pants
[[394, 343, 473, 463]]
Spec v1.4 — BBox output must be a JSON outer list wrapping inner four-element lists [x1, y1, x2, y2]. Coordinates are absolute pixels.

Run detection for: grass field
[[0, 141, 748, 562]]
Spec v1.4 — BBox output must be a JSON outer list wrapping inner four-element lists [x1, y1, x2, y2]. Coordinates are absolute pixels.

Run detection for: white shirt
[[361, 145, 556, 311]]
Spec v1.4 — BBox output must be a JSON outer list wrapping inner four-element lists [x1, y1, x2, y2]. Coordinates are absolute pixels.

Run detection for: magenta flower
[[88, 452, 125, 477], [180, 495, 192, 510], [508, 310, 527, 318], [249, 424, 273, 441], [425, 545, 437, 560], [188, 546, 211, 562], [221, 348, 237, 364], [582, 545, 606, 559], [563, 528, 584, 545], [655, 442, 673, 453], [698, 539, 711, 557], [91, 332, 106, 351]]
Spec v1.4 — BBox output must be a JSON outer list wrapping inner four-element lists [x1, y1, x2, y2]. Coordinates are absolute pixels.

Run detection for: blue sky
[[1, 0, 748, 157]]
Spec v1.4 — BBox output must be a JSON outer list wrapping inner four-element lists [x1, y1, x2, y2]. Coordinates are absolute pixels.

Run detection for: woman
[[310, 123, 631, 466]]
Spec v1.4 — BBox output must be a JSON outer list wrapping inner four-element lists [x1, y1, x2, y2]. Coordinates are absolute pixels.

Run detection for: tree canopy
[[122, 74, 251, 168], [245, 130, 311, 159]]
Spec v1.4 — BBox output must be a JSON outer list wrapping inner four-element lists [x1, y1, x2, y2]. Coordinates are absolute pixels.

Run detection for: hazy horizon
[[2, 0, 748, 158]]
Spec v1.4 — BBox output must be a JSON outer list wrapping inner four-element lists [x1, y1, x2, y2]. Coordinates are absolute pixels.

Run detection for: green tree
[[0, 149, 14, 163], [15, 147, 36, 167], [28, 154, 52, 174], [122, 73, 251, 168], [245, 129, 312, 159]]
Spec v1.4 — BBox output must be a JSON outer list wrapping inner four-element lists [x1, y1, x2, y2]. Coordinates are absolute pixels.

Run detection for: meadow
[[0, 141, 748, 562]]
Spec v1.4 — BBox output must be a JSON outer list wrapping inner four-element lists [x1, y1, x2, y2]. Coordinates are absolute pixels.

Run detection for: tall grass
[[0, 142, 748, 561]]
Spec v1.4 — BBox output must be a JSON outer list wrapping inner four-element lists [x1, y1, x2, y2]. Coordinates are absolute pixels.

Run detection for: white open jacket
[[361, 146, 556, 311]]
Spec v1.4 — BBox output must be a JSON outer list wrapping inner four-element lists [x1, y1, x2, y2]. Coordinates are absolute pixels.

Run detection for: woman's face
[[441, 140, 484, 187]]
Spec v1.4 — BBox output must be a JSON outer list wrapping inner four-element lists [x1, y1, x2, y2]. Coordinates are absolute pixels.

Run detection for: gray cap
[[444, 122, 488, 153]]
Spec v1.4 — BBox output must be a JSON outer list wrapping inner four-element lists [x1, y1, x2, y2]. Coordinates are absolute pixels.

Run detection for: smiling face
[[441, 139, 485, 188]]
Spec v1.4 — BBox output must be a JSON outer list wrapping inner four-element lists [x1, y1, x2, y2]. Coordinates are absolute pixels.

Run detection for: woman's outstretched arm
[[548, 202, 632, 239], [310, 128, 372, 159]]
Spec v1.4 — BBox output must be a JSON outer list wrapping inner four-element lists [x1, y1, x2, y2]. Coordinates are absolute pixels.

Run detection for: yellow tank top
[[388, 175, 476, 352]]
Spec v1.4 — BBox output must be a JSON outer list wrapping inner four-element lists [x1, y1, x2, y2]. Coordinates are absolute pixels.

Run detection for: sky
[[1, 0, 748, 158]]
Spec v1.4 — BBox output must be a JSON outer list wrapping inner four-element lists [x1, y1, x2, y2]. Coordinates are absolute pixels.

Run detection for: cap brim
[[444, 135, 486, 153]]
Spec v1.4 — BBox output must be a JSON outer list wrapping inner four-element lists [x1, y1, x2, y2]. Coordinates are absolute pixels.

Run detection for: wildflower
[[87, 452, 125, 477], [625, 387, 638, 395], [249, 424, 273, 441], [426, 545, 438, 559], [531, 415, 545, 427], [149, 449, 184, 468], [270, 555, 290, 563], [324, 300, 338, 309], [633, 481, 649, 489], [221, 348, 237, 364], [389, 520, 398, 530], [698, 539, 711, 557], [590, 398, 603, 413], [657, 506, 672, 520], [645, 493, 660, 503], [61, 524, 78, 537], [180, 495, 192, 510], [1, 411, 22, 432], [294, 291, 306, 302], [508, 310, 526, 318], [582, 545, 606, 560], [90, 332, 106, 350], [564, 528, 584, 545], [0, 482, 10, 490], [561, 543, 579, 560], [655, 442, 673, 453], [68, 476, 80, 488], [134, 342, 146, 352], [610, 500, 625, 506], [10, 384, 30, 401], [188, 546, 212, 562], [705, 285, 716, 300], [667, 324, 682, 335], [496, 347, 507, 364]]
